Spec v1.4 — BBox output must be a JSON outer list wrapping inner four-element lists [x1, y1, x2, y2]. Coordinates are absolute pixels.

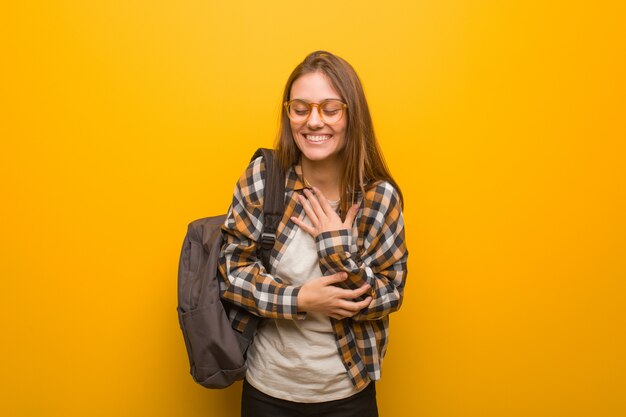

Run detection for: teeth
[[305, 135, 332, 142]]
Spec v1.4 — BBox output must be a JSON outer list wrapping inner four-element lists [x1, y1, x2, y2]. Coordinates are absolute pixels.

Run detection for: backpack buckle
[[261, 232, 275, 250]]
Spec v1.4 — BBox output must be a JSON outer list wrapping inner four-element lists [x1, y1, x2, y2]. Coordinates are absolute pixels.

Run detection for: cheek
[[336, 123, 347, 145], [290, 121, 301, 138], [290, 124, 304, 151]]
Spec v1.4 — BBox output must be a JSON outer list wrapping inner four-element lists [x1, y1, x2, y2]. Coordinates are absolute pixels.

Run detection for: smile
[[304, 134, 333, 143]]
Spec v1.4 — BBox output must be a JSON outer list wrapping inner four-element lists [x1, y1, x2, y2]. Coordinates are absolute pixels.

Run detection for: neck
[[300, 157, 342, 201]]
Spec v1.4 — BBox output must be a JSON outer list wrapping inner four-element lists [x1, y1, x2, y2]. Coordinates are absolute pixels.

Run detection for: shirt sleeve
[[218, 156, 304, 320], [315, 181, 408, 321]]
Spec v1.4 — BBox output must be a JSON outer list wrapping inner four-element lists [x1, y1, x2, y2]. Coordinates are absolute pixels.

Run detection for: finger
[[344, 282, 372, 299], [298, 194, 320, 225], [354, 296, 372, 310], [333, 281, 371, 300], [322, 272, 348, 285], [304, 188, 328, 219], [338, 295, 372, 311], [330, 308, 356, 319], [311, 187, 336, 217], [342, 203, 361, 228], [290, 216, 316, 236]]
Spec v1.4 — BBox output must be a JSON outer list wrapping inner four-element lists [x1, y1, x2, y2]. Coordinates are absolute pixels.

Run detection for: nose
[[306, 104, 325, 128]]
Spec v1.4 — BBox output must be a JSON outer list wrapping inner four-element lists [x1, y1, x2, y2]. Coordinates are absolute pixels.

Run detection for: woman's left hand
[[291, 187, 360, 238]]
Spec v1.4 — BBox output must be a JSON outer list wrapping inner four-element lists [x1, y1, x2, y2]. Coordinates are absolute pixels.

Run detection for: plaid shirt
[[218, 155, 408, 390]]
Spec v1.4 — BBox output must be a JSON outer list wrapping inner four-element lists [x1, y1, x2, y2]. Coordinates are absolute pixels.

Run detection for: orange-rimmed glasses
[[284, 99, 347, 124]]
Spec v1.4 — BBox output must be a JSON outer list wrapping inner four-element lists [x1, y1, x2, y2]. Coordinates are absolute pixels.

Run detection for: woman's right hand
[[297, 272, 372, 320]]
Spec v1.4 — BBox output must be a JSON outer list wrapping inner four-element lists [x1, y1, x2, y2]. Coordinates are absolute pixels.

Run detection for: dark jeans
[[241, 379, 379, 417]]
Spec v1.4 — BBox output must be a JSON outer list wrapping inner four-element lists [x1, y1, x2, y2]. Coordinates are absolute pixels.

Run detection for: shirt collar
[[285, 165, 308, 192], [284, 164, 365, 202]]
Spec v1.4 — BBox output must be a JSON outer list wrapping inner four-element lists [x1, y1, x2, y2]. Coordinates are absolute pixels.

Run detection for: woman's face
[[289, 71, 347, 165]]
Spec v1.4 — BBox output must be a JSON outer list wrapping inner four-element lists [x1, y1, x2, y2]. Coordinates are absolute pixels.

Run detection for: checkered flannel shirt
[[218, 155, 408, 390]]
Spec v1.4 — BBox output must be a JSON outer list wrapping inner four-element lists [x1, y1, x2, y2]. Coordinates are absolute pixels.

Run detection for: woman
[[219, 50, 408, 417]]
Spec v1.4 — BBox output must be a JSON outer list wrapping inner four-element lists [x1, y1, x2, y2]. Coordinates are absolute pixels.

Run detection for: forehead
[[290, 71, 342, 101]]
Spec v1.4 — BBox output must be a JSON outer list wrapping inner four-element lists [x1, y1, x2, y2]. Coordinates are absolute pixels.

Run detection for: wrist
[[296, 285, 309, 312]]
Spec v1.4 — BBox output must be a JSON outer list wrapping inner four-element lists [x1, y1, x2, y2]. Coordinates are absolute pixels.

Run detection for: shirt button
[[347, 362, 352, 367]]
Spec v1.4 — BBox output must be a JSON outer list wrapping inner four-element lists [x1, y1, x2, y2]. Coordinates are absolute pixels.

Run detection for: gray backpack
[[177, 148, 285, 388]]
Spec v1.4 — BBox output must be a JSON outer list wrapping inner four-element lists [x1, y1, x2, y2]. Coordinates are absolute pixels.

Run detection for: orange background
[[2, 1, 625, 416]]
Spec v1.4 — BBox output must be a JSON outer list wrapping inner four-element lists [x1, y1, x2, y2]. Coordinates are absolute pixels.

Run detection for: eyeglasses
[[284, 99, 347, 124]]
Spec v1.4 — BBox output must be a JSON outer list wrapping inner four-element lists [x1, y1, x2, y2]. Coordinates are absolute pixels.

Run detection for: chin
[[296, 138, 344, 163], [296, 143, 334, 160]]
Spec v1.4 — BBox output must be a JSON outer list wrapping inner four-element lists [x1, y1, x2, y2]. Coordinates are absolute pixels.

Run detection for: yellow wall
[[2, 1, 625, 416]]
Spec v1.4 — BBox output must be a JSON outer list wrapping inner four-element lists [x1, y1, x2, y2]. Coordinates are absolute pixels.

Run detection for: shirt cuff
[[284, 286, 307, 320], [315, 229, 352, 259]]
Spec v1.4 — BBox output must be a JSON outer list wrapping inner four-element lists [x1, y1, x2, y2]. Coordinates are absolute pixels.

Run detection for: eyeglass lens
[[287, 100, 344, 123]]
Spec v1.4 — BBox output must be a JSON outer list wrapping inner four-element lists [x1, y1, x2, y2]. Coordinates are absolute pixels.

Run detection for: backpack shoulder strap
[[250, 148, 285, 271], [238, 148, 285, 341]]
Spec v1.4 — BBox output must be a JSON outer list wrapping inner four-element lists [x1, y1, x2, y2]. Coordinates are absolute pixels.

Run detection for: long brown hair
[[275, 50, 404, 216]]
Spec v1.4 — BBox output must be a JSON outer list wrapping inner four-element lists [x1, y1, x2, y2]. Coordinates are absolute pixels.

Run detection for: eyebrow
[[291, 98, 342, 102]]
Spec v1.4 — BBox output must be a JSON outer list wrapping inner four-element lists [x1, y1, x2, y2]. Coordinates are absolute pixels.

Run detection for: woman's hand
[[290, 187, 360, 238], [297, 272, 372, 320]]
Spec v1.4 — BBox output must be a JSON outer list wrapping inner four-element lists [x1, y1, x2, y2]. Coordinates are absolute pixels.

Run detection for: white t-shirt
[[245, 200, 363, 402]]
